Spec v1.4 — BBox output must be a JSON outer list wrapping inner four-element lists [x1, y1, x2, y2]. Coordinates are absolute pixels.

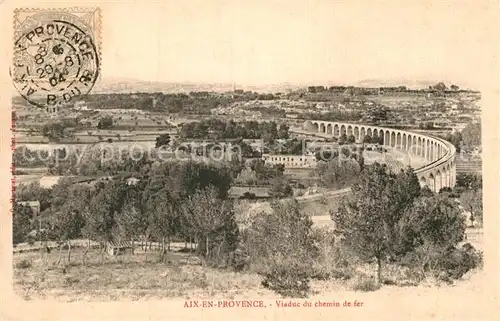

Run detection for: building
[[17, 201, 40, 216], [106, 240, 133, 256], [261, 153, 317, 168]]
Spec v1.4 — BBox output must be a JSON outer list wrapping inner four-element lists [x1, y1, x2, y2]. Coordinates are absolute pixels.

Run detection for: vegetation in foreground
[[13, 160, 482, 300]]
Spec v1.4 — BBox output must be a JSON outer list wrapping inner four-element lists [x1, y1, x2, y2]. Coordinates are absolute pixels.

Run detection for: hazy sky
[[95, 1, 495, 88]]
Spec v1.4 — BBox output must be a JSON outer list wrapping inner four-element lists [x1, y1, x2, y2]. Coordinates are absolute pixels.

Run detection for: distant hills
[[11, 76, 473, 96], [353, 78, 474, 90], [91, 77, 474, 94], [91, 77, 304, 94]]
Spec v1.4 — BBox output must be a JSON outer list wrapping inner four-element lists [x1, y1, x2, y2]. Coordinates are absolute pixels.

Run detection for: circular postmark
[[12, 13, 99, 110]]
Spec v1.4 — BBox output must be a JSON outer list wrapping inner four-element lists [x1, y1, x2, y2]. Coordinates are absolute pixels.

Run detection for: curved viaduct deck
[[303, 120, 456, 193]]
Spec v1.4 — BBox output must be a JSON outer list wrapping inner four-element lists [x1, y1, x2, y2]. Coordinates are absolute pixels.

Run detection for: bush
[[351, 277, 380, 292], [437, 244, 482, 281], [15, 259, 32, 269], [26, 236, 36, 245], [243, 200, 317, 297], [400, 243, 483, 283], [310, 228, 356, 281], [229, 247, 250, 272], [261, 256, 312, 298], [240, 192, 256, 199]]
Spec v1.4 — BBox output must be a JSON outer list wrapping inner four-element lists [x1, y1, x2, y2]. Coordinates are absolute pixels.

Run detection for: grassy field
[[13, 248, 270, 302], [12, 242, 485, 304]]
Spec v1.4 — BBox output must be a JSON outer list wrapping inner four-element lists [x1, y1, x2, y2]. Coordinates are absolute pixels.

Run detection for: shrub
[[229, 247, 250, 272], [351, 277, 380, 292], [15, 259, 32, 269], [243, 200, 317, 297], [260, 255, 312, 298], [437, 243, 482, 280], [240, 192, 256, 199], [400, 243, 483, 283], [191, 271, 208, 289], [64, 276, 80, 286], [26, 236, 36, 245], [310, 228, 356, 281]]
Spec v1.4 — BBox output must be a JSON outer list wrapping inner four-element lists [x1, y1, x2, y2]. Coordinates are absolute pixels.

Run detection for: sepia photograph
[[1, 1, 498, 320]]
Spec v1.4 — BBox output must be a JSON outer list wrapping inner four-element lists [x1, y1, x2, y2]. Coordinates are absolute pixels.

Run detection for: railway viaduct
[[304, 120, 456, 193]]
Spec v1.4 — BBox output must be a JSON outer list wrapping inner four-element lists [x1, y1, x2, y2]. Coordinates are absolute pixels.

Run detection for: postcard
[[0, 1, 498, 320]]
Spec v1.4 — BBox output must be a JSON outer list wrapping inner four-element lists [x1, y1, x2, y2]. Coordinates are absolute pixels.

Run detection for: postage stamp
[[11, 8, 101, 112]]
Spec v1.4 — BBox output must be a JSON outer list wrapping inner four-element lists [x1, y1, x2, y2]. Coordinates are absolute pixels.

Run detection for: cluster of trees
[[83, 93, 228, 114], [419, 122, 435, 130], [461, 122, 481, 147], [241, 200, 317, 296], [306, 85, 403, 94], [302, 110, 363, 122], [13, 146, 81, 176], [82, 91, 285, 114], [179, 119, 289, 142], [248, 106, 286, 118], [13, 159, 482, 297], [453, 173, 483, 227], [97, 116, 114, 129], [429, 82, 460, 92], [235, 160, 291, 190], [236, 164, 481, 296], [266, 138, 303, 155], [365, 106, 390, 124], [13, 161, 240, 264], [315, 147, 364, 189], [40, 121, 76, 141], [443, 122, 481, 152], [333, 164, 480, 283], [361, 134, 384, 145]]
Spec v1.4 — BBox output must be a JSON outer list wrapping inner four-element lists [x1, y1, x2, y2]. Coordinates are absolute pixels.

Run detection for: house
[[106, 240, 133, 256], [261, 153, 317, 168], [17, 201, 40, 216]]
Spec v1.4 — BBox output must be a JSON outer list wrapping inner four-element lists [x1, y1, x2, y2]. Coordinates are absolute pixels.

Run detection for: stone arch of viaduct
[[305, 120, 456, 193]]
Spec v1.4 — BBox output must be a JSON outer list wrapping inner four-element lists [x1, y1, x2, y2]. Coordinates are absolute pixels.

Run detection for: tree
[[268, 178, 293, 199], [444, 131, 462, 152], [41, 122, 68, 141], [51, 183, 90, 264], [278, 124, 290, 139], [397, 195, 469, 279], [362, 135, 372, 144], [450, 84, 460, 91], [97, 116, 114, 129], [155, 133, 171, 148], [455, 173, 482, 190], [338, 134, 348, 145], [460, 189, 483, 226], [13, 204, 33, 245], [332, 164, 421, 283], [341, 146, 351, 158], [15, 182, 51, 212], [244, 200, 317, 297], [82, 182, 125, 263], [152, 192, 179, 257], [181, 186, 238, 262], [433, 82, 448, 91], [235, 167, 259, 185], [114, 187, 147, 254], [316, 157, 361, 189], [400, 195, 465, 249], [461, 122, 481, 147], [347, 135, 356, 144]]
